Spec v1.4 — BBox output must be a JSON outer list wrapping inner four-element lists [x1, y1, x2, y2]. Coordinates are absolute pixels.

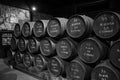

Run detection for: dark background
[[0, 0, 119, 18]]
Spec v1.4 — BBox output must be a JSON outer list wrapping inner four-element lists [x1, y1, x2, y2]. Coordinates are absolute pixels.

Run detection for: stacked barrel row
[[8, 11, 120, 80]]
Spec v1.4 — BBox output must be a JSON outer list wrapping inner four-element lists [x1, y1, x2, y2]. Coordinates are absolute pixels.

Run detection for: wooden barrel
[[56, 37, 77, 61], [66, 57, 92, 80], [22, 22, 34, 38], [14, 51, 23, 64], [14, 23, 22, 38], [40, 37, 56, 57], [66, 15, 93, 39], [38, 70, 51, 80], [23, 52, 34, 68], [91, 60, 120, 80], [109, 40, 120, 69], [47, 56, 67, 76], [47, 18, 68, 38], [17, 37, 28, 52], [34, 54, 48, 72], [32, 20, 49, 38], [7, 49, 15, 60], [50, 75, 67, 80], [78, 37, 108, 64], [28, 37, 40, 54], [10, 36, 18, 51], [93, 11, 120, 40]]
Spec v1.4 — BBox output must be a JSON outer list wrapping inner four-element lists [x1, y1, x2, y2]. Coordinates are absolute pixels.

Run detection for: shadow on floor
[[0, 59, 17, 80], [0, 73, 17, 80], [0, 68, 14, 74], [0, 58, 14, 74]]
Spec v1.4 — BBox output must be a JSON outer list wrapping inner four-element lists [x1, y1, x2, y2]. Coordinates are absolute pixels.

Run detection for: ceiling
[[0, 0, 118, 17], [0, 0, 104, 8]]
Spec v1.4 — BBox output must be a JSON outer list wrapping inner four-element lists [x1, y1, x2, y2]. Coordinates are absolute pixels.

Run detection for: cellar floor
[[0, 59, 39, 80]]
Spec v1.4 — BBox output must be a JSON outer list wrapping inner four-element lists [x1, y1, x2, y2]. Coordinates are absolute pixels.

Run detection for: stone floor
[[0, 59, 39, 80]]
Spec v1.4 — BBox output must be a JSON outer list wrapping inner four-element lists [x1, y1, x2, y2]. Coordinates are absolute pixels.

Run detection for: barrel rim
[[93, 11, 120, 39], [66, 14, 86, 38], [78, 38, 101, 63], [94, 11, 119, 20], [47, 18, 61, 38], [11, 36, 17, 50], [110, 39, 120, 48], [109, 40, 120, 69], [14, 51, 23, 64]]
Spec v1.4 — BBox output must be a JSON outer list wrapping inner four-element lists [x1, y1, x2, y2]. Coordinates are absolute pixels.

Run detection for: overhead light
[[32, 6, 37, 11]]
